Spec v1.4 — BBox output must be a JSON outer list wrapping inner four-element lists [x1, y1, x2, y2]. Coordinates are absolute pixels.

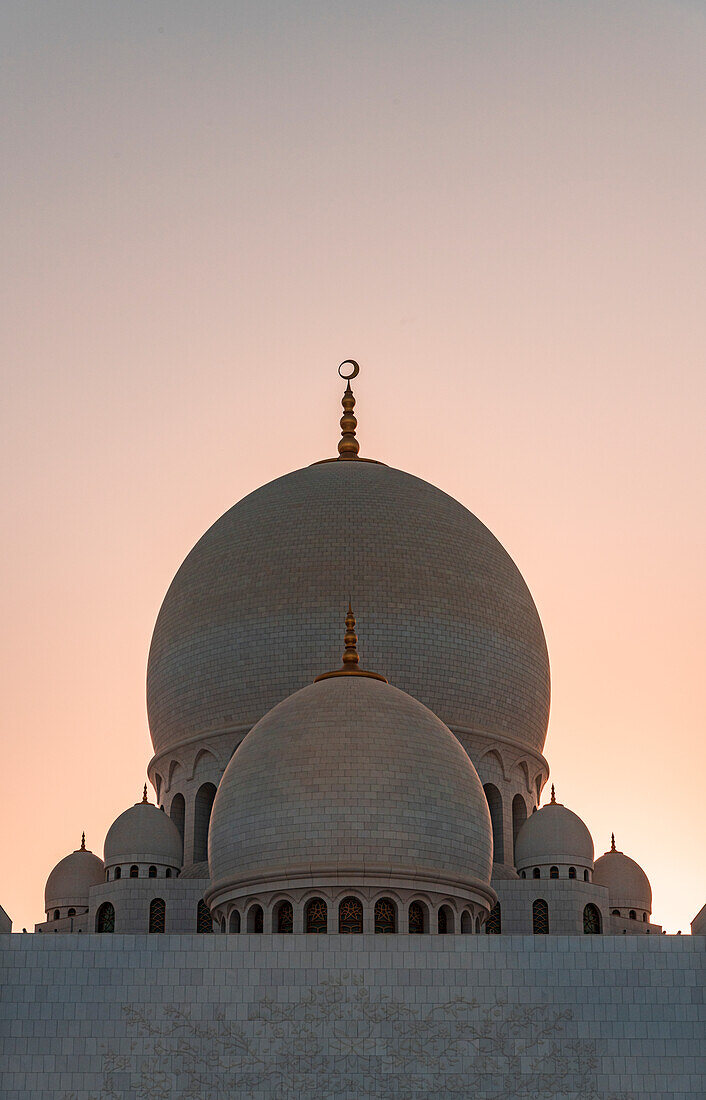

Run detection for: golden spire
[[80, 832, 86, 851], [142, 783, 148, 803], [314, 602, 388, 682], [611, 832, 616, 852], [550, 783, 556, 804], [337, 360, 360, 460]]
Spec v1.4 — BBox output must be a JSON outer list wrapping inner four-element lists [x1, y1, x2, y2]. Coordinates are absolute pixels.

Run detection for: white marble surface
[[1, 933, 703, 1098]]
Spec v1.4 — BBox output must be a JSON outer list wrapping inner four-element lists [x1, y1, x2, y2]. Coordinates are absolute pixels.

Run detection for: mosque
[[1, 363, 703, 1099]]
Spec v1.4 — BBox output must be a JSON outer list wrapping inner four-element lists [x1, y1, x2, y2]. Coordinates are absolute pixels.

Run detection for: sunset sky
[[1, 1, 704, 933]]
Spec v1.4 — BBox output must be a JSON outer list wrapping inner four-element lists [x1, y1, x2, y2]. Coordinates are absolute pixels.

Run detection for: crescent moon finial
[[337, 359, 360, 459], [338, 359, 360, 381]]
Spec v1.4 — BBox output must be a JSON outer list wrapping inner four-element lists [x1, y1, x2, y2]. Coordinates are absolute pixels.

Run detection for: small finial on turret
[[341, 599, 360, 670], [142, 783, 148, 803], [550, 783, 556, 804], [611, 832, 616, 852], [337, 360, 360, 460], [314, 602, 388, 682], [80, 832, 86, 851]]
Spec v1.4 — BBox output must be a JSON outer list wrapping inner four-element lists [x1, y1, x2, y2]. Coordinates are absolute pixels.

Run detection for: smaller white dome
[[45, 844, 104, 912], [104, 796, 183, 868], [514, 794, 594, 872], [593, 843, 651, 914]]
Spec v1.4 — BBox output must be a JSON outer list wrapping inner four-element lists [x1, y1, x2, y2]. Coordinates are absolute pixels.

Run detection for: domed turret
[[206, 608, 495, 927], [45, 834, 104, 920], [593, 835, 652, 918], [514, 787, 594, 879], [104, 787, 183, 877]]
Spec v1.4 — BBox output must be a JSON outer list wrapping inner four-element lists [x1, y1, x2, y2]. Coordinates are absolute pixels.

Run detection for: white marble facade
[[1, 934, 704, 1099]]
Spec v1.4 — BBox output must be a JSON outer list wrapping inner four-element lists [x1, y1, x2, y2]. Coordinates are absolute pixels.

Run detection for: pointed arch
[[479, 748, 507, 782], [193, 783, 217, 863], [483, 783, 504, 863]]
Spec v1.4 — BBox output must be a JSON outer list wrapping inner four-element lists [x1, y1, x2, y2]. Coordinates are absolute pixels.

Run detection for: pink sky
[[1, 1, 704, 933]]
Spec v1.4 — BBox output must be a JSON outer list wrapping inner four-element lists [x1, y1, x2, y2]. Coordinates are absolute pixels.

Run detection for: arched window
[[193, 783, 217, 863], [130, 865, 139, 878], [583, 903, 602, 934], [550, 866, 559, 879], [339, 896, 363, 933], [475, 916, 481, 933], [461, 910, 473, 934], [148, 866, 157, 878], [483, 784, 504, 863], [220, 916, 226, 933], [305, 898, 328, 933], [532, 899, 549, 934], [629, 909, 636, 920], [584, 870, 589, 881], [612, 909, 620, 916], [512, 794, 527, 861], [438, 905, 454, 934], [96, 902, 115, 933], [408, 901, 426, 933], [166, 868, 172, 878], [114, 866, 121, 879], [642, 913, 647, 922], [105, 869, 109, 881], [197, 900, 213, 933], [53, 909, 60, 921], [275, 900, 294, 933], [149, 898, 166, 933], [568, 867, 576, 879], [520, 870, 526, 879], [247, 905, 264, 933], [486, 902, 502, 935], [67, 908, 75, 917], [170, 793, 185, 858], [533, 868, 540, 879], [229, 910, 240, 933], [374, 898, 396, 933]]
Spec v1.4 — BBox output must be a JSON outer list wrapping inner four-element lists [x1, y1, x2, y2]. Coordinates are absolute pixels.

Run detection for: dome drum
[[206, 866, 497, 919], [209, 888, 492, 935]]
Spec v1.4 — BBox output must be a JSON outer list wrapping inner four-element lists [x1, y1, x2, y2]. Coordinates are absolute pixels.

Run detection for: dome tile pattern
[[208, 676, 493, 897], [147, 461, 550, 758]]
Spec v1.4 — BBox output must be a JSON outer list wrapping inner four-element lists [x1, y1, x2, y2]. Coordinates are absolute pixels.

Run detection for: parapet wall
[[0, 934, 703, 1098]]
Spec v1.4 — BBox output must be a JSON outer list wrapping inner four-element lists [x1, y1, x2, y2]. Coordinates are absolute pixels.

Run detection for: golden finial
[[337, 360, 360, 460], [142, 783, 148, 803], [80, 832, 86, 851], [550, 784, 556, 804], [611, 832, 616, 852], [314, 602, 388, 682]]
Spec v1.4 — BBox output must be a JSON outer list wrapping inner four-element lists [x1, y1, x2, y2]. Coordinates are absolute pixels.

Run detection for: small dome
[[514, 796, 594, 871], [593, 844, 652, 914], [104, 797, 183, 868], [207, 673, 494, 909], [45, 844, 104, 911]]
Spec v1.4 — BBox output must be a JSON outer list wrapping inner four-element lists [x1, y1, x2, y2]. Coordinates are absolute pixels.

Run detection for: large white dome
[[147, 460, 550, 761], [207, 673, 495, 910]]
